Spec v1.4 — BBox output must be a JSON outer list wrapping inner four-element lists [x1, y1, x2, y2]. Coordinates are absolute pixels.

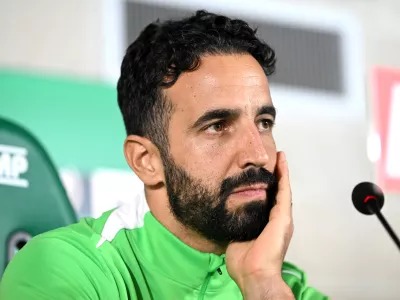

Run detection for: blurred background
[[1, 0, 400, 299]]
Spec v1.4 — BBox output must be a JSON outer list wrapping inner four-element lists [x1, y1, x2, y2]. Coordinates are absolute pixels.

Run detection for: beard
[[163, 154, 278, 245]]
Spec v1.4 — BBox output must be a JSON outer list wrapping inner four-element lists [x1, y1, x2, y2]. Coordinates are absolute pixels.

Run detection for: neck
[[145, 187, 226, 255]]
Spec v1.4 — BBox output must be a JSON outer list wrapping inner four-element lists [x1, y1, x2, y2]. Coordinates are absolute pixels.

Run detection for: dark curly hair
[[117, 10, 276, 159]]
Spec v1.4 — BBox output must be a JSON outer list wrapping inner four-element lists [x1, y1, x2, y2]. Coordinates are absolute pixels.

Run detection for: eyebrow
[[190, 108, 241, 129], [189, 105, 277, 130], [257, 105, 276, 119]]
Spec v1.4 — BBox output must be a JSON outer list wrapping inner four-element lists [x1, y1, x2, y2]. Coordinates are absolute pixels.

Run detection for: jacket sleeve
[[0, 234, 119, 300], [282, 261, 329, 300]]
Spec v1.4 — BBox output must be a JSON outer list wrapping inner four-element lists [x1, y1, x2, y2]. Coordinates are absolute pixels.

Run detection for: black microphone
[[352, 182, 400, 251]]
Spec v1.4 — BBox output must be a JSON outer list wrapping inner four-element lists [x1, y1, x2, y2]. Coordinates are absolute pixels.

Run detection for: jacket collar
[[127, 191, 232, 290]]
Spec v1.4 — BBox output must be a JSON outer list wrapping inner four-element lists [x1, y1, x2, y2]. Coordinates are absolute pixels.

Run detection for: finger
[[275, 151, 292, 216]]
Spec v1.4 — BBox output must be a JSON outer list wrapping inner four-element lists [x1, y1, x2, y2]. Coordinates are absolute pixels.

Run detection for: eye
[[204, 120, 228, 133], [257, 119, 275, 131]]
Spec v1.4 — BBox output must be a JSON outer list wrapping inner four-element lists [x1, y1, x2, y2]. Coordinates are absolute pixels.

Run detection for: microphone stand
[[368, 203, 400, 251]]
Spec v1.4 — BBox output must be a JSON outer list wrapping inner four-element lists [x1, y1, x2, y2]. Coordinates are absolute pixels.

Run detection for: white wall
[[276, 1, 400, 299], [1, 0, 400, 299], [282, 0, 400, 71], [277, 118, 400, 300], [0, 0, 103, 78]]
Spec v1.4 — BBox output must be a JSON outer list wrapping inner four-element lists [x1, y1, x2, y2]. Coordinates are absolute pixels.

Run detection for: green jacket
[[0, 191, 328, 299]]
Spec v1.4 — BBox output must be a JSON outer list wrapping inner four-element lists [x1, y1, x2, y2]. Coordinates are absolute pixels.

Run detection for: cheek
[[172, 138, 231, 184], [262, 134, 277, 168]]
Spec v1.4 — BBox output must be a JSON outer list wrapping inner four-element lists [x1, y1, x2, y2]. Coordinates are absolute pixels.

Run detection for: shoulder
[[0, 212, 120, 299], [282, 261, 329, 300]]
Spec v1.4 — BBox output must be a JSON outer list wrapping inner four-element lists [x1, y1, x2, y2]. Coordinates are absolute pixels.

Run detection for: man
[[0, 10, 328, 300]]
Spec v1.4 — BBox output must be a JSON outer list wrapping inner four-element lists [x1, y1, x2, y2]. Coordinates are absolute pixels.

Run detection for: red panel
[[371, 66, 400, 192]]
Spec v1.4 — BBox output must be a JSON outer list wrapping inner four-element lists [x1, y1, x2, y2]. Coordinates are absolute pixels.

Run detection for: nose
[[237, 125, 269, 169]]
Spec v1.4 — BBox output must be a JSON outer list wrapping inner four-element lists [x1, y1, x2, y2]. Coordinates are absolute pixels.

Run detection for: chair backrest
[[0, 117, 77, 277]]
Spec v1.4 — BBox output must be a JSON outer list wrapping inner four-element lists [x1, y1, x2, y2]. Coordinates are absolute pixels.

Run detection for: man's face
[[163, 54, 277, 244]]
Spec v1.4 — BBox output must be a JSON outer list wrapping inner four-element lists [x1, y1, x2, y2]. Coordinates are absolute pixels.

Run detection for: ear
[[124, 135, 165, 186]]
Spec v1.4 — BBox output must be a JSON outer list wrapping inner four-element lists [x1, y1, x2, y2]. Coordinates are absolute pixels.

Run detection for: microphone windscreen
[[352, 182, 384, 215]]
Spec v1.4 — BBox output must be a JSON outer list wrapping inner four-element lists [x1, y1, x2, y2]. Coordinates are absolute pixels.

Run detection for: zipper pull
[[217, 268, 222, 275]]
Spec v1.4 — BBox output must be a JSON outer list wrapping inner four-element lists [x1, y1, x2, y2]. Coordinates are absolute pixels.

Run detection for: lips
[[232, 189, 266, 198], [232, 184, 268, 194], [230, 184, 268, 199]]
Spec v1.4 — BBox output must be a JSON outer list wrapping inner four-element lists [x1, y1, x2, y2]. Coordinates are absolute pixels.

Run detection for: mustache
[[219, 168, 277, 200]]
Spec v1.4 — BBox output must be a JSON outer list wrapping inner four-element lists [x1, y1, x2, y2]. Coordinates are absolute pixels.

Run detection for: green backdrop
[[0, 69, 129, 171]]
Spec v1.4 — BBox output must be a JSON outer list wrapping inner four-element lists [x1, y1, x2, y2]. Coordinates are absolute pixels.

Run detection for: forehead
[[165, 55, 273, 119]]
